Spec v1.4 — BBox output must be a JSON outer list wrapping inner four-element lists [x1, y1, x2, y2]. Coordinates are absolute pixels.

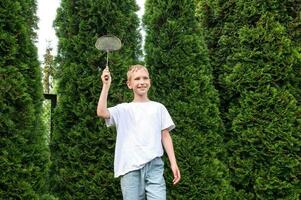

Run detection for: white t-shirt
[[105, 101, 175, 177]]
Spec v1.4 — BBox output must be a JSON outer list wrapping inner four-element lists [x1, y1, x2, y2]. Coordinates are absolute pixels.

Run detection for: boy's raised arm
[[97, 67, 111, 119]]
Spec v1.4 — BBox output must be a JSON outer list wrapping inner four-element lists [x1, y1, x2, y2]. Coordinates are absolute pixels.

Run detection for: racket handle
[[104, 65, 109, 81]]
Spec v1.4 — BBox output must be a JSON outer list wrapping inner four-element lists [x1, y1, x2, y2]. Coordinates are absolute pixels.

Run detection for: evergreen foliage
[[0, 0, 50, 199], [198, 0, 301, 198], [41, 46, 55, 147], [143, 0, 238, 199], [41, 46, 56, 147], [50, 0, 141, 199], [43, 46, 55, 94]]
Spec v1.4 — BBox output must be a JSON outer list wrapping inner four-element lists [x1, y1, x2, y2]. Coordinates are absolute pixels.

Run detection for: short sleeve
[[161, 105, 175, 131], [105, 105, 119, 127]]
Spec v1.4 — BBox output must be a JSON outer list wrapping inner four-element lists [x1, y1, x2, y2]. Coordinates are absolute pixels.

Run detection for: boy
[[97, 64, 180, 200]]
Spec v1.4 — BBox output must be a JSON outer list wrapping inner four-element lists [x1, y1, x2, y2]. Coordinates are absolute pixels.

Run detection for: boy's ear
[[127, 80, 132, 89]]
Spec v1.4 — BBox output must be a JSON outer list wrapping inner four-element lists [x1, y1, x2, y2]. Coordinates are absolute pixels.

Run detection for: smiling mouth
[[137, 87, 148, 91], [138, 85, 147, 88]]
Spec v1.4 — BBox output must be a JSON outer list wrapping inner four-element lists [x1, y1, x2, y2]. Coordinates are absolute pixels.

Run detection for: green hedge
[[49, 0, 141, 199], [0, 0, 51, 199], [143, 0, 238, 199], [199, 0, 301, 198]]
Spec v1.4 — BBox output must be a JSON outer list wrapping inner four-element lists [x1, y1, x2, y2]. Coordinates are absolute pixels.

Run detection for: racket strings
[[95, 35, 122, 52]]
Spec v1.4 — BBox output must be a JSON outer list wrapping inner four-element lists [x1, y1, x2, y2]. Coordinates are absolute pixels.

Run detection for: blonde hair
[[127, 64, 149, 81]]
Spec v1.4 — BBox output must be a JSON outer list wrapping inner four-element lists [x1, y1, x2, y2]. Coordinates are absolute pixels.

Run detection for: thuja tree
[[195, 0, 242, 124], [198, 1, 301, 198], [288, 3, 301, 105], [197, 0, 301, 116], [50, 0, 141, 199], [143, 0, 239, 199], [0, 0, 50, 199], [43, 46, 55, 94]]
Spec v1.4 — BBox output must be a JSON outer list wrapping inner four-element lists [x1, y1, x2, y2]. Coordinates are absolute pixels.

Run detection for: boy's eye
[[133, 76, 149, 81]]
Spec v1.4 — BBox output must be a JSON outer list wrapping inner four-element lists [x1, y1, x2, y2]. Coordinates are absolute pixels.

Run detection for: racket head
[[95, 35, 122, 52]]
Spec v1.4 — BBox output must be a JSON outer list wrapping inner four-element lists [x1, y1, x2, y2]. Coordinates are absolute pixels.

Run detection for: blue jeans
[[120, 157, 166, 200]]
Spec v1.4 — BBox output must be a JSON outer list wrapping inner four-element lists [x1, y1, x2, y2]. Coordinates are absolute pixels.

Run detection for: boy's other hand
[[101, 66, 111, 86], [172, 164, 181, 185]]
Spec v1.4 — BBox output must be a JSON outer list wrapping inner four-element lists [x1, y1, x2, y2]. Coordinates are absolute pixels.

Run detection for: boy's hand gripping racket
[[95, 35, 122, 80]]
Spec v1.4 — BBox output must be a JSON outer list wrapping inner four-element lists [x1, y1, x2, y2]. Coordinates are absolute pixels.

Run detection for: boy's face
[[127, 69, 151, 97]]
